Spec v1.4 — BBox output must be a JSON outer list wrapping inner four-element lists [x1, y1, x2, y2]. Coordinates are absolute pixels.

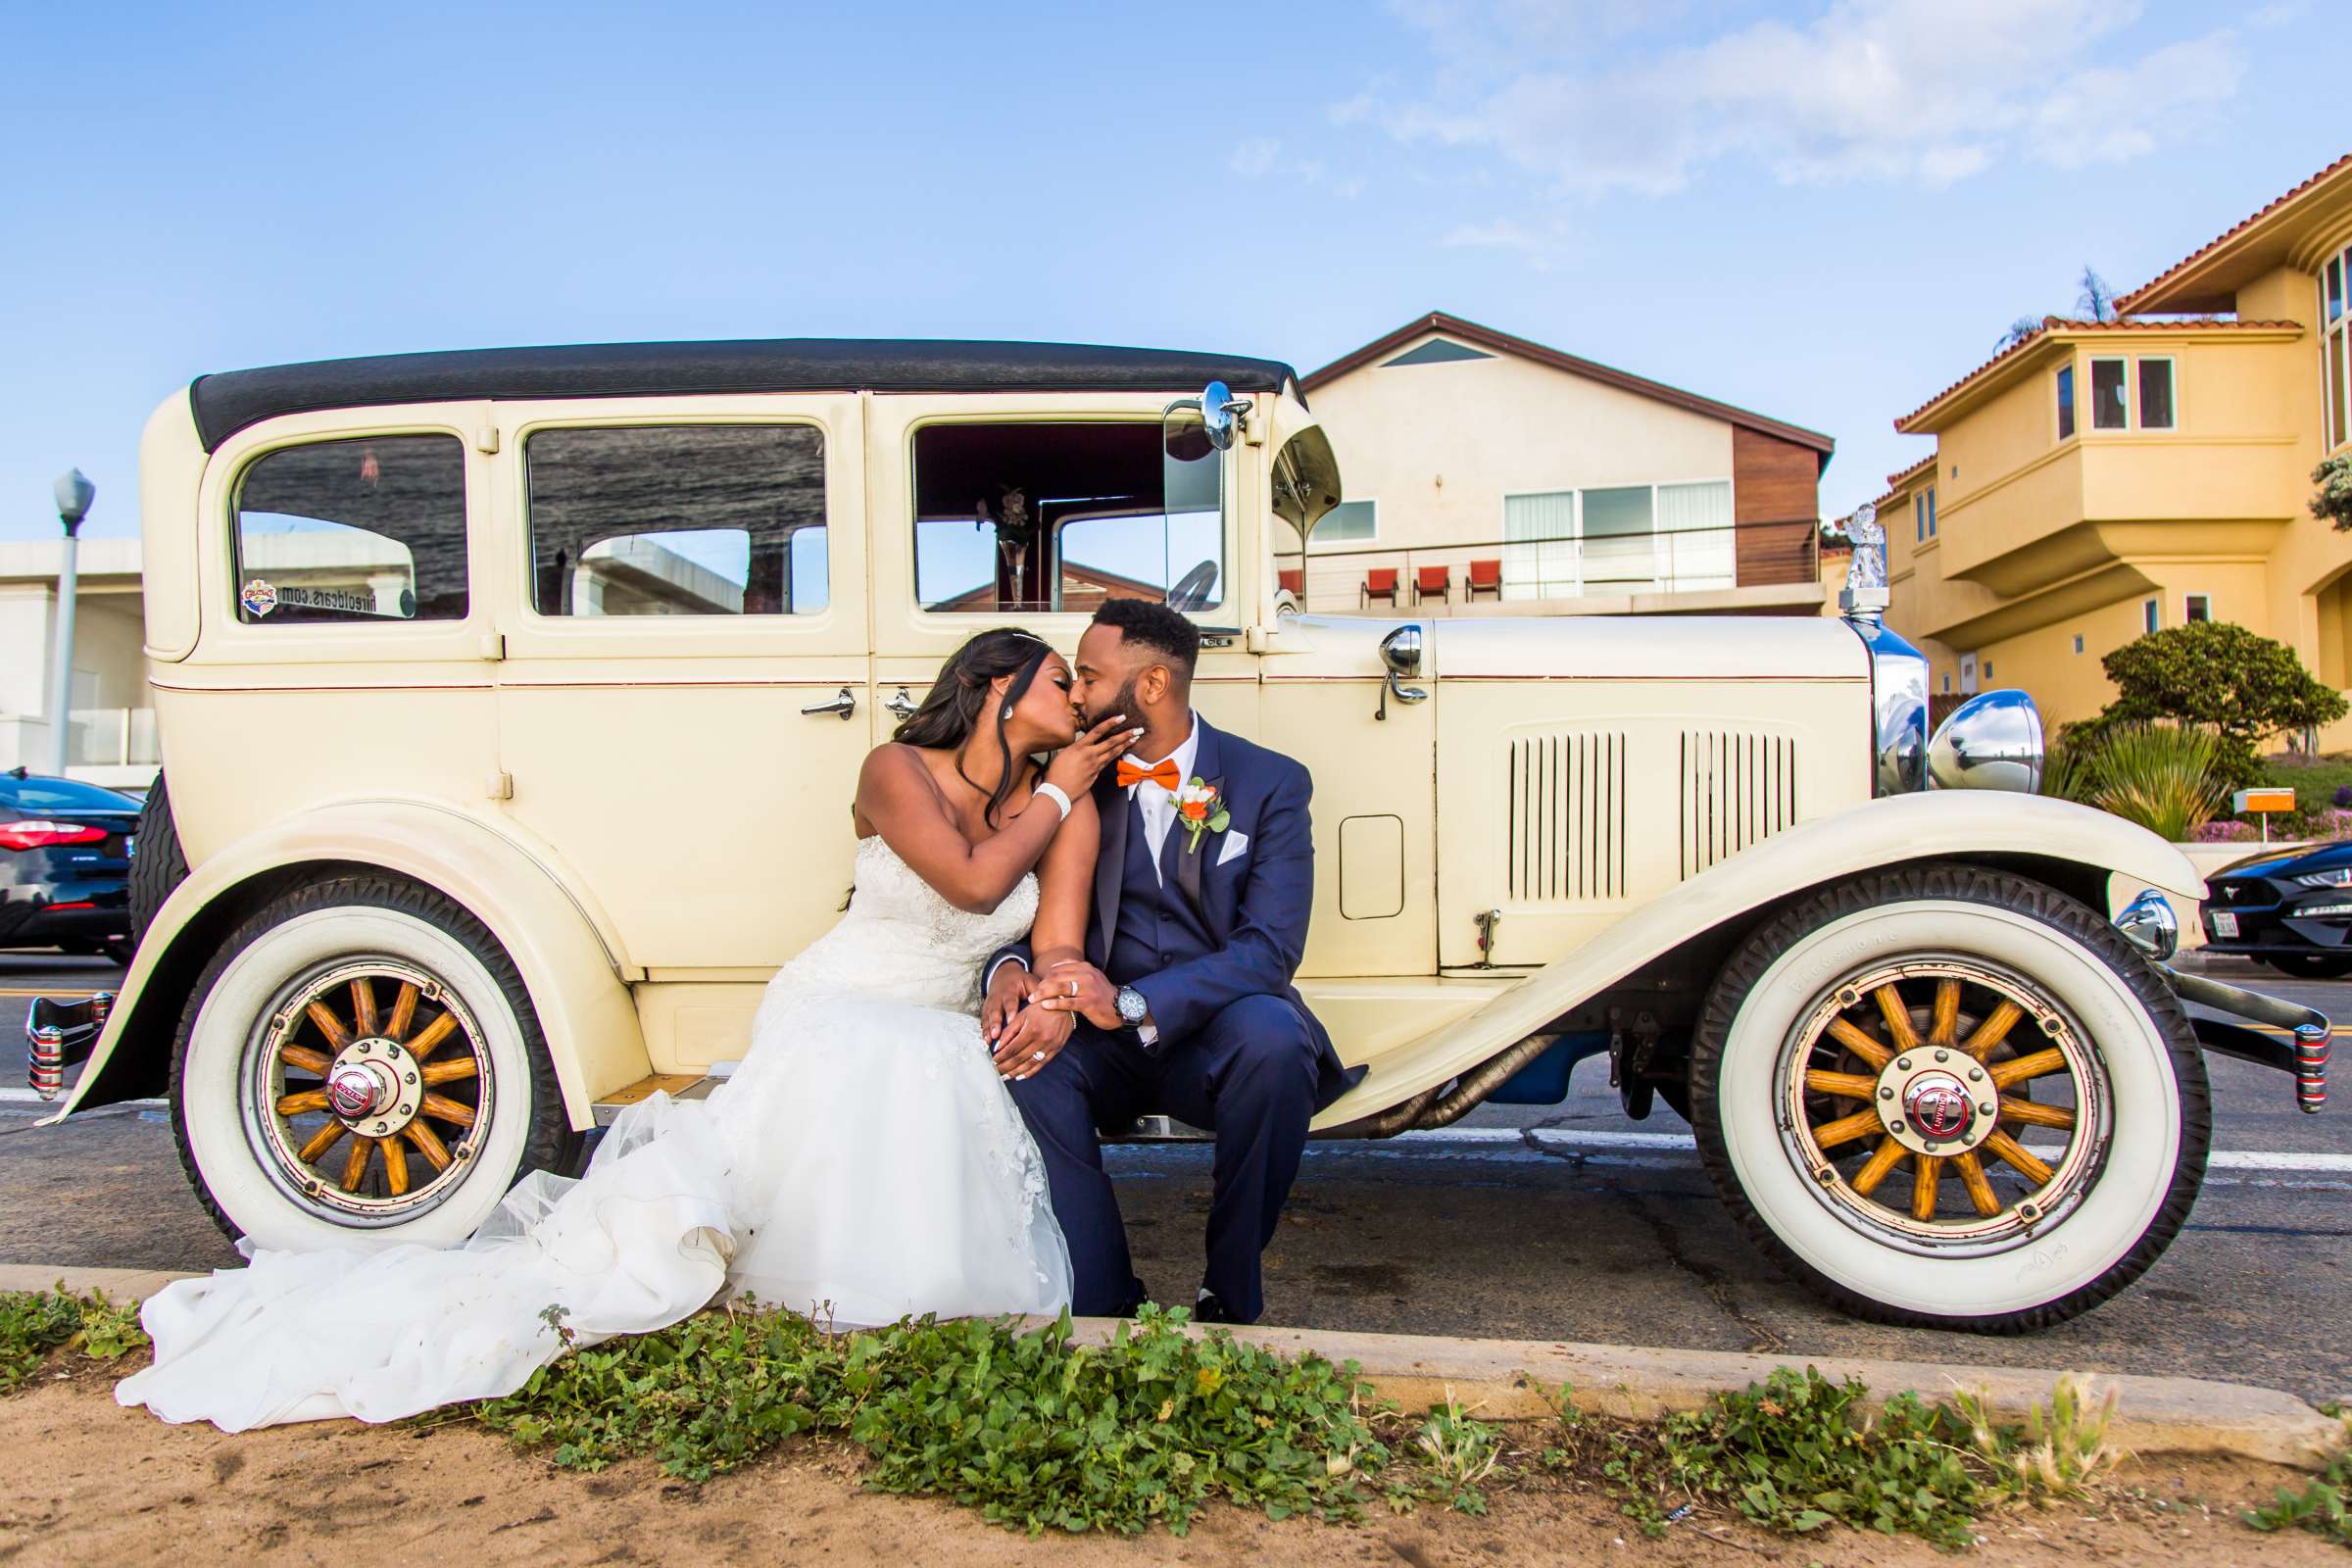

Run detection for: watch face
[[1117, 988, 1147, 1024]]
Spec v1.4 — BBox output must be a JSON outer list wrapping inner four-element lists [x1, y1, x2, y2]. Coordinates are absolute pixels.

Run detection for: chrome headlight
[[1848, 617, 1928, 796], [1926, 688, 2044, 794], [2296, 867, 2352, 889]]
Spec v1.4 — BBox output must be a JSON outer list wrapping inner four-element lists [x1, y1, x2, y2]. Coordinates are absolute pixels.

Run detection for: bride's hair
[[893, 626, 1054, 826]]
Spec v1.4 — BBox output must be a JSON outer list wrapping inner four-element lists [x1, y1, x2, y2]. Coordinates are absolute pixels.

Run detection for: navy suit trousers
[[1007, 994, 1320, 1322]]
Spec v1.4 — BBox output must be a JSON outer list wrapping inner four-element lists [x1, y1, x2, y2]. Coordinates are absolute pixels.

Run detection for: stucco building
[[1885, 153, 2352, 739], [1290, 313, 1835, 616]]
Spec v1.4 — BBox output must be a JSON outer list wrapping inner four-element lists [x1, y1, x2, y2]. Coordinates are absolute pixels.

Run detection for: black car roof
[[187, 339, 1300, 452]]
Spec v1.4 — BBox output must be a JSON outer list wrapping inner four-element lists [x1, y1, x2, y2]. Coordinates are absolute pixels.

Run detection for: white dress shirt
[[1125, 712, 1200, 884]]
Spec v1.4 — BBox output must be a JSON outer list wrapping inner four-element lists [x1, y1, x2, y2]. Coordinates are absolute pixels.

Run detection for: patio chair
[[1413, 564, 1452, 605], [1362, 567, 1399, 608], [1467, 558, 1502, 601]]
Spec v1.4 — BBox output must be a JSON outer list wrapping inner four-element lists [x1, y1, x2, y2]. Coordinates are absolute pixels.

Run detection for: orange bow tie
[[1116, 758, 1182, 792]]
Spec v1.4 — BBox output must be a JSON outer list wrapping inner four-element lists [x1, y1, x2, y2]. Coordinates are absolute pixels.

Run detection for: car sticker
[[240, 577, 278, 617]]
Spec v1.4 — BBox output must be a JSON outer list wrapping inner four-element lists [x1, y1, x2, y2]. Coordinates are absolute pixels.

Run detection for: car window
[[912, 422, 1222, 612], [0, 777, 139, 811], [232, 436, 468, 623], [524, 424, 828, 616]]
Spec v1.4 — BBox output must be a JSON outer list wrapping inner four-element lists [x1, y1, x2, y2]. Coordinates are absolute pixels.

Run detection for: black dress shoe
[[1191, 1291, 1235, 1324]]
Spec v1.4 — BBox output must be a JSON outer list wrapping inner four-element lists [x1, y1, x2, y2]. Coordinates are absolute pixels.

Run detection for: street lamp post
[[47, 469, 94, 777]]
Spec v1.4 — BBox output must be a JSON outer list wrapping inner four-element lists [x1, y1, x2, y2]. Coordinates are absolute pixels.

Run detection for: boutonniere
[[1174, 778, 1229, 854]]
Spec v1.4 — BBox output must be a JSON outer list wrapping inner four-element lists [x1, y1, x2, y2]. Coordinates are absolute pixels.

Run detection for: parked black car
[[2200, 838, 2352, 978], [0, 769, 142, 965]]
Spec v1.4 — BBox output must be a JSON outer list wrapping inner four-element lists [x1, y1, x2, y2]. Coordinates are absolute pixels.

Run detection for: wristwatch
[[1114, 986, 1150, 1029]]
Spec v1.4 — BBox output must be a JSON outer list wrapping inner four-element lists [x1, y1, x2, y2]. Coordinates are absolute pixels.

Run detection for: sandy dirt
[[0, 1365, 2340, 1567]]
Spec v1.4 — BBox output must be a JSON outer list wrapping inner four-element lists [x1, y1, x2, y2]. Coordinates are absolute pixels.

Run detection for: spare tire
[[128, 772, 191, 948]]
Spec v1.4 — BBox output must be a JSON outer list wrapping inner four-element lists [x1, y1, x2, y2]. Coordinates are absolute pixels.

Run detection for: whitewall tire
[[1690, 863, 2209, 1333], [171, 875, 581, 1250]]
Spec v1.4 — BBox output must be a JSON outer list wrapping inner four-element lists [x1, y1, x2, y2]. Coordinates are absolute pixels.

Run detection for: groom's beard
[[1082, 677, 1145, 742]]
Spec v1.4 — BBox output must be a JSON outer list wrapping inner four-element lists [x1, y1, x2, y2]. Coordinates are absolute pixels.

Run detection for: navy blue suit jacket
[[992, 715, 1361, 1112]]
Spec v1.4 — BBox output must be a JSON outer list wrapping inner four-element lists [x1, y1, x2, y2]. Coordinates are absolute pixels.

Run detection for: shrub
[[2088, 725, 2227, 841], [2313, 454, 2352, 531], [2098, 620, 2347, 787]]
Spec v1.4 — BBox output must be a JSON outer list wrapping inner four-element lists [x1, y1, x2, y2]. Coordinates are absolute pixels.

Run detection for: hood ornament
[[1839, 502, 1889, 626]]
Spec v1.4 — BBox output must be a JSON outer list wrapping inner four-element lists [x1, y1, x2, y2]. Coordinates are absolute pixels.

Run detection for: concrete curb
[[1045, 1318, 2344, 1472], [9, 1267, 2336, 1470]]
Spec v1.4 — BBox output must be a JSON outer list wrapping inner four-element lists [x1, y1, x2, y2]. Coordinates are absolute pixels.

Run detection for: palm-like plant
[[2089, 724, 2227, 842]]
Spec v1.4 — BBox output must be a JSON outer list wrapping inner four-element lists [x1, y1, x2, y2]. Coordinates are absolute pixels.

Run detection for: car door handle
[[884, 687, 918, 720], [801, 687, 857, 720]]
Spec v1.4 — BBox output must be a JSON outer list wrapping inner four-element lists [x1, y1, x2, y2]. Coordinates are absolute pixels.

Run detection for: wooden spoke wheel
[[1777, 957, 2104, 1254], [242, 958, 494, 1224]]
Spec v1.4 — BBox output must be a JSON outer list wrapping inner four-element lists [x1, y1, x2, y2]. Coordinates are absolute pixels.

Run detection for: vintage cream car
[[28, 339, 2329, 1334]]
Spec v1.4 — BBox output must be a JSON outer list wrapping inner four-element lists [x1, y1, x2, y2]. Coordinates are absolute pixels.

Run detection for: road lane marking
[[1381, 1126, 2352, 1174]]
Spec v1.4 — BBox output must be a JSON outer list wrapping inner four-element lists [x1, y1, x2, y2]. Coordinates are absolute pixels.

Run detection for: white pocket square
[[1216, 830, 1250, 866]]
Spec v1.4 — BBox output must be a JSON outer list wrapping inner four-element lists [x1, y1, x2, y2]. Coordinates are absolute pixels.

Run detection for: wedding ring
[[1032, 1051, 1047, 1061], [1067, 978, 1079, 997]]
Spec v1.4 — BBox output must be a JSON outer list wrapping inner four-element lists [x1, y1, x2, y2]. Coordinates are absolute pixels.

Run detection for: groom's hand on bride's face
[[1037, 961, 1122, 1032]]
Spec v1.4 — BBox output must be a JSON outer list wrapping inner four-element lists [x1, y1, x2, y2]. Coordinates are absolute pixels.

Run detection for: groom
[[983, 601, 1360, 1324]]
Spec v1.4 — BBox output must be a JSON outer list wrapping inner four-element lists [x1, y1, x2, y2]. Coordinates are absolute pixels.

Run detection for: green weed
[[1595, 1366, 1986, 1549], [0, 1286, 150, 1392], [2244, 1421, 2352, 1547], [1408, 1386, 1502, 1514], [474, 1302, 1391, 1536]]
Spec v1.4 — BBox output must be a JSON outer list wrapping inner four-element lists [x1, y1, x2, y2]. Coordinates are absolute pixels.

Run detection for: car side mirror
[[1376, 625, 1428, 721]]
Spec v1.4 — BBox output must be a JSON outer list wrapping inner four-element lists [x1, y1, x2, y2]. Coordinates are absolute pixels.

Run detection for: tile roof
[[1883, 453, 1936, 493], [2116, 152, 2352, 316], [1894, 317, 2301, 432]]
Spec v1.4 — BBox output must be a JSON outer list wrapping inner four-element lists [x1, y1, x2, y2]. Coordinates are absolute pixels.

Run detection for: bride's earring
[[1002, 702, 1015, 718]]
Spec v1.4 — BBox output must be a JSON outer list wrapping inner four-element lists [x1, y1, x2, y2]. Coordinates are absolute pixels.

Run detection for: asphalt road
[[4, 950, 2348, 1402]]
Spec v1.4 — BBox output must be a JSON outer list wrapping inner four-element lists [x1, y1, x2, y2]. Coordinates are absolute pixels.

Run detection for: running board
[[591, 1068, 724, 1126]]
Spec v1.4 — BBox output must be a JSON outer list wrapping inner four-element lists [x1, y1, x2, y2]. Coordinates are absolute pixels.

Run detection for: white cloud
[[1229, 136, 1282, 178], [1346, 0, 2245, 196]]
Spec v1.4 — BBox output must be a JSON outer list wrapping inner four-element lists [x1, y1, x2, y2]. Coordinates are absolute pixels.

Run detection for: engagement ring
[[1032, 1051, 1047, 1061]]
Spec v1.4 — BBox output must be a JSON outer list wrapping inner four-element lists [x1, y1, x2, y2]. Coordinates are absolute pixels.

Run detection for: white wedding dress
[[117, 836, 1071, 1433]]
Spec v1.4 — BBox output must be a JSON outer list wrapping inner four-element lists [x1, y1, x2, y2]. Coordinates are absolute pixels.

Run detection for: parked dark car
[[2201, 839, 2352, 978], [0, 769, 142, 965]]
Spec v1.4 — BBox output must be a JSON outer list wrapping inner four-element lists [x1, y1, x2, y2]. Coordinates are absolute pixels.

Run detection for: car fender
[[50, 798, 644, 1132], [1313, 791, 2203, 1126]]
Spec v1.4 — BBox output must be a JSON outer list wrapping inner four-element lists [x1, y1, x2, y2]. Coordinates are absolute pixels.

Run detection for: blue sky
[[2, 0, 2340, 544]]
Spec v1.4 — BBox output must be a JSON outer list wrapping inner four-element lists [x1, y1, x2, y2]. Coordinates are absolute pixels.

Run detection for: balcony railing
[[1277, 521, 1820, 611], [67, 708, 160, 768]]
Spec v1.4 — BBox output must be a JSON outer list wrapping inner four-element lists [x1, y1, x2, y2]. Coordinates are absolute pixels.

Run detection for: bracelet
[[1032, 782, 1072, 822]]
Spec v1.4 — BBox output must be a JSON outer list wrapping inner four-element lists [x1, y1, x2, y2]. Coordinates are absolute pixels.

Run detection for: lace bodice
[[764, 836, 1039, 1014]]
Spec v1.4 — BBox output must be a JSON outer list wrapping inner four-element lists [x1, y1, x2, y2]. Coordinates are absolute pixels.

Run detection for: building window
[[2073, 634, 2084, 654], [2090, 357, 2129, 430], [232, 435, 468, 624], [1315, 499, 1376, 544], [525, 424, 828, 617], [2185, 593, 2212, 623], [1959, 653, 1979, 695], [1501, 479, 1734, 600], [2325, 249, 2350, 451], [2137, 358, 2177, 429], [1926, 485, 1936, 538], [2143, 598, 2160, 634], [1983, 660, 1995, 681], [2056, 364, 2077, 441], [1914, 492, 1925, 542], [1941, 672, 1952, 694]]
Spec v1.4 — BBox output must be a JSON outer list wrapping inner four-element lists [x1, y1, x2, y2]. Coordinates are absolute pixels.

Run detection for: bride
[[118, 628, 1135, 1433]]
